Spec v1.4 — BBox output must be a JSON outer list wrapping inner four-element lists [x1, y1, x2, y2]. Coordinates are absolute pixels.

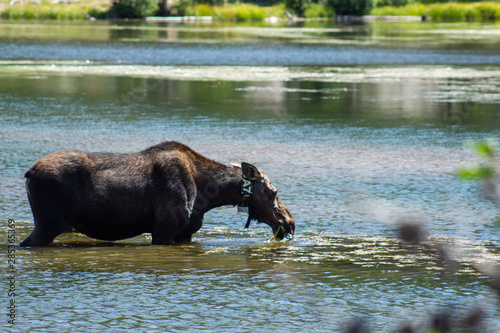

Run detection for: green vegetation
[[458, 138, 498, 181], [177, 2, 334, 20], [328, 0, 372, 15], [375, 0, 411, 7], [1, 3, 89, 19], [1, 0, 500, 21], [304, 3, 335, 18], [214, 3, 267, 21], [457, 138, 500, 226], [284, 0, 307, 16], [372, 2, 500, 21], [177, 3, 272, 20], [371, 2, 427, 15], [109, 0, 157, 18], [184, 3, 214, 16]]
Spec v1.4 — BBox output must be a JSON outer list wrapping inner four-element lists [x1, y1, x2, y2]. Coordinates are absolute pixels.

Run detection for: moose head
[[238, 162, 295, 240]]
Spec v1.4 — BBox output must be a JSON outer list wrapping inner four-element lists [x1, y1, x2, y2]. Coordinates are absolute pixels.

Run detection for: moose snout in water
[[20, 141, 295, 247]]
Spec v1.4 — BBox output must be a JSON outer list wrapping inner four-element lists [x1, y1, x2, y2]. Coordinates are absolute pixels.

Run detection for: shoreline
[[0, 13, 427, 23], [145, 15, 213, 22], [2, 1, 499, 22], [144, 15, 426, 23]]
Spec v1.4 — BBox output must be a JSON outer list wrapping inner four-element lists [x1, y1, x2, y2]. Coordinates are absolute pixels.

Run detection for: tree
[[109, 0, 158, 18], [327, 0, 372, 15]]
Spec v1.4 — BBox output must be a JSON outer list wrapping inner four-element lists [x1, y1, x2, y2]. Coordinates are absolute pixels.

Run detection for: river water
[[1, 20, 500, 332]]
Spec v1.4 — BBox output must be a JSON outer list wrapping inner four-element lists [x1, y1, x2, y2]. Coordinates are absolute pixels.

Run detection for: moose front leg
[[173, 214, 203, 243], [151, 207, 192, 245], [173, 234, 193, 243]]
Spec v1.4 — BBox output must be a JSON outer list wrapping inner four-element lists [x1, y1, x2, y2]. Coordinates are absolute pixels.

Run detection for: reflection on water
[[2, 20, 500, 49], [1, 20, 500, 332], [1, 41, 500, 66], [1, 21, 500, 66]]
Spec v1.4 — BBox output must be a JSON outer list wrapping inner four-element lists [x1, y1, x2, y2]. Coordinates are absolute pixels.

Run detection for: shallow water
[[1, 20, 500, 332]]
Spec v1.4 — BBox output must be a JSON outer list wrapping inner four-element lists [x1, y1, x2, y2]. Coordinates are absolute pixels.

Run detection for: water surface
[[1, 20, 500, 65], [1, 20, 500, 332]]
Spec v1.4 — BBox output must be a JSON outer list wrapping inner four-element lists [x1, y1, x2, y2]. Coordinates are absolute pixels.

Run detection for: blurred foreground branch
[[457, 138, 500, 209]]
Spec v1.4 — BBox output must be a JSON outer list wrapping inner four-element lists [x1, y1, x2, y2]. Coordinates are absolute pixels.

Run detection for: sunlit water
[[1, 20, 500, 332]]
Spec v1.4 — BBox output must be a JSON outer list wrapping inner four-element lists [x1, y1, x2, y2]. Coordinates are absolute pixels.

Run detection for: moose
[[20, 141, 295, 247]]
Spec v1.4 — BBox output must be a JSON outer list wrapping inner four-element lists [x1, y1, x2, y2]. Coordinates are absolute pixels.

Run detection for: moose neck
[[195, 163, 246, 213]]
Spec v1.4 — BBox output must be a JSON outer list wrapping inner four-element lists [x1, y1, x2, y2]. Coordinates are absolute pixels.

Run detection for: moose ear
[[241, 162, 262, 180]]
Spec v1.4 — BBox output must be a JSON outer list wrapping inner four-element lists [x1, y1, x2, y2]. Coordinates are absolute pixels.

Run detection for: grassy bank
[[1, 3, 87, 19], [181, 3, 332, 21], [2, 1, 500, 21], [0, 0, 109, 20], [181, 3, 270, 21], [372, 2, 500, 21], [0, 2, 333, 21]]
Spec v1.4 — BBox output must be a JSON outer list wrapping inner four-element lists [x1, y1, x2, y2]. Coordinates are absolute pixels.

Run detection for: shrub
[[1, 5, 23, 19], [87, 7, 110, 19], [371, 3, 426, 15], [213, 5, 236, 19], [1, 4, 87, 20], [374, 0, 412, 8], [427, 2, 500, 22], [196, 0, 225, 6], [234, 4, 266, 21], [175, 0, 194, 16], [192, 4, 215, 16], [327, 0, 372, 15], [284, 0, 307, 17], [371, 2, 500, 21], [262, 4, 287, 17], [174, 3, 283, 20], [474, 2, 500, 21], [428, 3, 465, 21], [304, 3, 335, 18], [109, 0, 158, 19], [215, 4, 266, 21]]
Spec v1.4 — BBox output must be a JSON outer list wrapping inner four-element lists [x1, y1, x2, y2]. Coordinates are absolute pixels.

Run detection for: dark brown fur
[[20, 141, 294, 247]]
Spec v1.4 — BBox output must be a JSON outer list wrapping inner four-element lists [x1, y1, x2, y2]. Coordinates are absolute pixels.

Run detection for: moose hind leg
[[21, 181, 75, 247]]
